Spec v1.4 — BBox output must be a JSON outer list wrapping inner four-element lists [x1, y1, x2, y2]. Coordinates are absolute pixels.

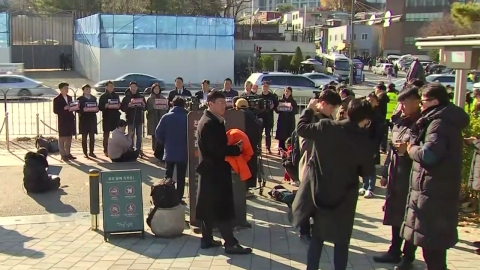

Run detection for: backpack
[[268, 185, 296, 206], [146, 178, 180, 227], [35, 136, 59, 153], [290, 130, 301, 168]]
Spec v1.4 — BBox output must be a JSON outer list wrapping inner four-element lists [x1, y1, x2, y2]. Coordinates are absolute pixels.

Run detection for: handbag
[[35, 135, 59, 153]]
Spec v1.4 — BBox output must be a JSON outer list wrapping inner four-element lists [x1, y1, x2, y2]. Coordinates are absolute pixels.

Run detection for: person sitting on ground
[[23, 147, 60, 193], [108, 119, 139, 162]]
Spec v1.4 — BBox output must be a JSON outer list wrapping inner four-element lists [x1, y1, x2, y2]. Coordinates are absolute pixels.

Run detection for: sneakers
[[358, 188, 366, 196], [364, 190, 375, 198]]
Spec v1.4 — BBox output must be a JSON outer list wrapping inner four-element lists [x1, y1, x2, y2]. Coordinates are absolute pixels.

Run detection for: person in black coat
[[121, 82, 147, 154], [98, 81, 121, 156], [293, 98, 375, 270], [194, 79, 211, 102], [257, 81, 279, 154], [167, 77, 192, 105], [77, 84, 98, 158], [23, 148, 60, 193], [53, 82, 76, 161], [195, 90, 252, 255], [235, 98, 262, 195], [275, 87, 298, 153]]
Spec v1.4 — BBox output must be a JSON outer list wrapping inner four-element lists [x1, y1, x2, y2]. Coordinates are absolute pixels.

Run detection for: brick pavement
[[0, 196, 479, 270]]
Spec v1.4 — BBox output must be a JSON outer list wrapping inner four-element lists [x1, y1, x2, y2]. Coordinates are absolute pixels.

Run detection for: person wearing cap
[[168, 77, 192, 104], [235, 98, 262, 196], [194, 80, 211, 102], [121, 81, 147, 156], [77, 84, 98, 158], [257, 81, 279, 154]]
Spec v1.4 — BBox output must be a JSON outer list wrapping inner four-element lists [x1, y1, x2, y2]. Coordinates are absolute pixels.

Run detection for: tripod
[[256, 149, 267, 195]]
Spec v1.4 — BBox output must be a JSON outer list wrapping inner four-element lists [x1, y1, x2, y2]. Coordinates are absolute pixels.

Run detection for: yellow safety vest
[[386, 92, 398, 120]]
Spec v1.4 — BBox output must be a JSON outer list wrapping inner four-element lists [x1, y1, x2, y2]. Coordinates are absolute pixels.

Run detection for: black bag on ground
[[146, 178, 180, 226], [35, 135, 59, 153]]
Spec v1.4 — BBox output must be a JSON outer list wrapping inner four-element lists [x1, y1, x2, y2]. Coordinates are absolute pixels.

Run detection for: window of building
[[335, 34, 337, 41], [361, 33, 368, 40], [406, 0, 447, 6], [353, 33, 356, 40], [405, 12, 443, 22], [405, 37, 415, 44], [329, 35, 332, 41], [340, 33, 344, 40]]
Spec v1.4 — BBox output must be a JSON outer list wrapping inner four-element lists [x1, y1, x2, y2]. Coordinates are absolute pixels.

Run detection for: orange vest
[[225, 129, 254, 181]]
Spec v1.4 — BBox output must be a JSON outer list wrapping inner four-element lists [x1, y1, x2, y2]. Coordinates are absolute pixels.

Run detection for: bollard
[[5, 112, 9, 151], [36, 113, 40, 137], [89, 169, 100, 231]]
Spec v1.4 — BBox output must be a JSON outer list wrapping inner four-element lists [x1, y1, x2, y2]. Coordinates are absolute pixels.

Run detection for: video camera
[[183, 96, 202, 111], [313, 91, 321, 99], [243, 94, 276, 114]]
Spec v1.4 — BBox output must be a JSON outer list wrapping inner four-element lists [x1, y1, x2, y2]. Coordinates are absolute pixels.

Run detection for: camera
[[243, 94, 275, 114], [183, 96, 202, 111], [313, 91, 321, 99]]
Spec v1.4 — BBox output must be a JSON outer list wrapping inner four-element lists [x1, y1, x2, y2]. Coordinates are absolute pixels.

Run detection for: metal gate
[[10, 11, 74, 70]]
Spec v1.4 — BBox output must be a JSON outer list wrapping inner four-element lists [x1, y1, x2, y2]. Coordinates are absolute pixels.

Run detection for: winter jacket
[[225, 129, 254, 180], [155, 106, 188, 163]]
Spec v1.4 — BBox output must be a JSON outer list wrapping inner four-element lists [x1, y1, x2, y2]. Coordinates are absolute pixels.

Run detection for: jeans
[[165, 161, 188, 200], [362, 175, 376, 192], [262, 125, 272, 150], [389, 226, 417, 261], [307, 236, 349, 270], [423, 248, 447, 270], [128, 124, 142, 150], [201, 219, 238, 247]]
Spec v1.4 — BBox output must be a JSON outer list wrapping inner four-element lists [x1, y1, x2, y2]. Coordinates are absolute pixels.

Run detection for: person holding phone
[[373, 87, 421, 269]]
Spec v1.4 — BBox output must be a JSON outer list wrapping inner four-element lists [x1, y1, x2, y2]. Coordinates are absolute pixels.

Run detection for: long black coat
[[77, 95, 98, 134], [275, 95, 298, 141], [195, 110, 241, 222], [53, 94, 76, 137], [98, 91, 121, 132], [401, 104, 469, 249], [241, 108, 262, 188], [121, 92, 147, 125], [381, 112, 420, 227], [293, 109, 374, 244]]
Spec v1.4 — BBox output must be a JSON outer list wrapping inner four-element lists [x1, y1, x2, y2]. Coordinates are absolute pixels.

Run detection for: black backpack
[[146, 178, 180, 226]]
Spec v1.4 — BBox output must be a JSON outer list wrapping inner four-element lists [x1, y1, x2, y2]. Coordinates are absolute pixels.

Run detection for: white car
[[372, 63, 393, 75], [426, 74, 474, 90], [245, 72, 319, 105], [302, 73, 338, 87], [0, 75, 56, 97]]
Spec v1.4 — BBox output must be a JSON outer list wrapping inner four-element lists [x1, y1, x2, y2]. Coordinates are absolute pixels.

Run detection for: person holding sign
[[146, 83, 168, 152], [195, 90, 252, 255], [275, 86, 298, 153], [121, 82, 147, 156], [77, 84, 98, 158], [53, 82, 76, 161], [98, 81, 121, 157]]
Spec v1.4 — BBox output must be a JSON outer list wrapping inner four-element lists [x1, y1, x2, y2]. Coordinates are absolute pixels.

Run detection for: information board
[[101, 169, 144, 239]]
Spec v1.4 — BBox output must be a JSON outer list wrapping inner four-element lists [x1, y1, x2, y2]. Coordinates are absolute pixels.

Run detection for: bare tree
[[420, 15, 476, 36]]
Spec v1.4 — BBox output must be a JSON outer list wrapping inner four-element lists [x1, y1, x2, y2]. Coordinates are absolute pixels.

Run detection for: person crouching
[[23, 148, 60, 193], [108, 119, 139, 162]]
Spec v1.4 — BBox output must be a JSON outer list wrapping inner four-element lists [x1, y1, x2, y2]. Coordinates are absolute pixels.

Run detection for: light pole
[[349, 0, 355, 86]]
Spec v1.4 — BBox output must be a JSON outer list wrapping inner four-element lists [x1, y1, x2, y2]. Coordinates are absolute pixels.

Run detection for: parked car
[[426, 74, 475, 90], [94, 73, 166, 94], [372, 63, 393, 75], [302, 72, 338, 86], [245, 72, 319, 105], [0, 74, 57, 97], [427, 64, 447, 74]]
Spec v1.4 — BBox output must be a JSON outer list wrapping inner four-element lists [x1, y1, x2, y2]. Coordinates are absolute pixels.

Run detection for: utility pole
[[349, 0, 355, 86]]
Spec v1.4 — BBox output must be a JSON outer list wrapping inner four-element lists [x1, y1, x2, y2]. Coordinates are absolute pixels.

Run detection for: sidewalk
[[0, 195, 479, 270]]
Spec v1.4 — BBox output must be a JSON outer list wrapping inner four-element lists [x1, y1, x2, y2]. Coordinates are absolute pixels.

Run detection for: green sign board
[[101, 169, 144, 240]]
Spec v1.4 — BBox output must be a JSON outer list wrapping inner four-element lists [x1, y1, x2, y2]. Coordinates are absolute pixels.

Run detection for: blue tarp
[[75, 14, 234, 50]]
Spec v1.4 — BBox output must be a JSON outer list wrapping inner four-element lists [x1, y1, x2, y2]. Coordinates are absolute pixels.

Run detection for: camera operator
[[234, 98, 262, 197], [257, 81, 279, 154]]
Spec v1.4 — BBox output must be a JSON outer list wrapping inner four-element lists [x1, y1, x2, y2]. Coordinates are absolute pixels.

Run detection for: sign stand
[[187, 110, 251, 232], [100, 169, 145, 241]]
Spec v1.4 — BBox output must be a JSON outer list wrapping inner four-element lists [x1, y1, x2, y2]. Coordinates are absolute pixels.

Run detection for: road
[[0, 70, 394, 137]]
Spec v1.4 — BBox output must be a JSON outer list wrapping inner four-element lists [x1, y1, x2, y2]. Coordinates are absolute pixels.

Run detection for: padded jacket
[[225, 128, 254, 180]]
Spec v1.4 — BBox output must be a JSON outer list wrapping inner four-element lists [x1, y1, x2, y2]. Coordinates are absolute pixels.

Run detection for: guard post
[[89, 169, 100, 230]]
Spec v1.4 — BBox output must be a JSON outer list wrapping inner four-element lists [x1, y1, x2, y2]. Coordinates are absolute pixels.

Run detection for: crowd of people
[[21, 71, 480, 268]]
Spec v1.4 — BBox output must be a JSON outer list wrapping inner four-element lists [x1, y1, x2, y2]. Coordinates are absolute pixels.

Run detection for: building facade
[[326, 25, 382, 56], [383, 0, 477, 56]]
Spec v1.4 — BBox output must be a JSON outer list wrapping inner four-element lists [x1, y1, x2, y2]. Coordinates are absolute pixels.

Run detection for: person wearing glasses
[[402, 83, 469, 270]]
